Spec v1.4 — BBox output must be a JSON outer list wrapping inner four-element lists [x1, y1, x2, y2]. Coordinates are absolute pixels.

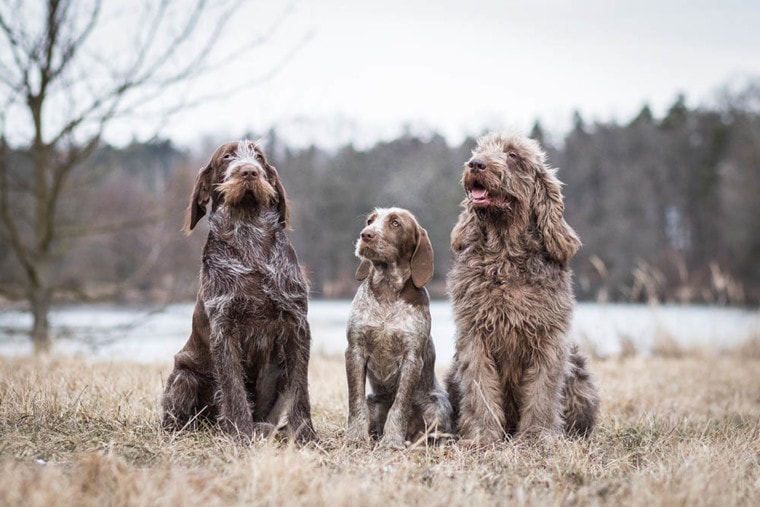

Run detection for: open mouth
[[467, 180, 509, 209], [470, 182, 489, 204], [469, 181, 501, 208]]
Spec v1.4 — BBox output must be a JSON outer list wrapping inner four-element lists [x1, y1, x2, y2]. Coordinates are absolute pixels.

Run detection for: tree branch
[[0, 137, 37, 286]]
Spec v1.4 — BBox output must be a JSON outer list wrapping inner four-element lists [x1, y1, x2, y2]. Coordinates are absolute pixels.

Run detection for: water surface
[[1, 301, 757, 364]]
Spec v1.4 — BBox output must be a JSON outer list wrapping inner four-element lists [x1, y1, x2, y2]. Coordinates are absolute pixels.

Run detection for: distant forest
[[2, 84, 759, 306]]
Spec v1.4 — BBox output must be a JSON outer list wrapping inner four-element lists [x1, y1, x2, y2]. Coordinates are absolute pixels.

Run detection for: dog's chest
[[448, 249, 574, 358], [202, 221, 307, 320], [452, 247, 570, 305], [348, 285, 429, 378]]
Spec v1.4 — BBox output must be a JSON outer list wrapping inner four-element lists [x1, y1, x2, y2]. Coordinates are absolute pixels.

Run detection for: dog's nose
[[361, 229, 376, 242], [240, 166, 259, 179], [468, 158, 487, 172]]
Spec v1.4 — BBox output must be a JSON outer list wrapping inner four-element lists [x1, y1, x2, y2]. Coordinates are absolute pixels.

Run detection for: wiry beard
[[356, 239, 402, 266], [216, 177, 277, 210], [356, 242, 385, 263], [472, 196, 532, 238]]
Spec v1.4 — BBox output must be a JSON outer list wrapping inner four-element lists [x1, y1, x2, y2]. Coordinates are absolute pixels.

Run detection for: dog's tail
[[563, 343, 600, 437]]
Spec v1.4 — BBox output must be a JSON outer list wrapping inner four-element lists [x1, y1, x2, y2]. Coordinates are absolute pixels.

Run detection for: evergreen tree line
[[1, 84, 758, 306]]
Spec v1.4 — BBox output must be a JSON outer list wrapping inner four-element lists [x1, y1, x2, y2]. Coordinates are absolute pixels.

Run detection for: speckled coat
[[345, 208, 452, 448], [161, 141, 315, 442]]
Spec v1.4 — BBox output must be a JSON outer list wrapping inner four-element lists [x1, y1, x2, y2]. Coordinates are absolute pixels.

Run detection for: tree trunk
[[29, 286, 52, 354]]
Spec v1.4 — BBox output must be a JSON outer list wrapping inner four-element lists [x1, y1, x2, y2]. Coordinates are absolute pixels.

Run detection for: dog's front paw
[[345, 426, 370, 442], [345, 417, 370, 442], [457, 428, 502, 449], [251, 422, 277, 439], [292, 421, 319, 444], [515, 426, 560, 445], [220, 416, 255, 442], [378, 433, 406, 450], [458, 425, 502, 448]]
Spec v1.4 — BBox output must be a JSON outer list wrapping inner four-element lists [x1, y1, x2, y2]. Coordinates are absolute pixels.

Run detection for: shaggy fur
[[161, 140, 316, 443], [345, 208, 452, 449], [445, 132, 599, 444]]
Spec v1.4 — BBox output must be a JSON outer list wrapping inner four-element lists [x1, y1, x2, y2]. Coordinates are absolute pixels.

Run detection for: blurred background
[[1, 0, 759, 354]]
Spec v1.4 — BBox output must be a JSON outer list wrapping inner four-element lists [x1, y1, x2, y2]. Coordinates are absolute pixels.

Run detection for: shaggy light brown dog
[[445, 132, 599, 444]]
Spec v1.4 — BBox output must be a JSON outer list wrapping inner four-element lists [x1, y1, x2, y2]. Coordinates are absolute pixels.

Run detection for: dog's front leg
[[345, 341, 370, 441], [517, 346, 565, 439], [455, 334, 506, 446], [210, 325, 254, 440], [379, 350, 422, 449], [283, 322, 317, 442]]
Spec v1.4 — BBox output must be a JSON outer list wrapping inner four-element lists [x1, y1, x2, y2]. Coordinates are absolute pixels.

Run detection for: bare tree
[[0, 0, 301, 352]]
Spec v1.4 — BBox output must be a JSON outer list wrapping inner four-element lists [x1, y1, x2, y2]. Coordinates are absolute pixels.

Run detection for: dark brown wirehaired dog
[[445, 132, 599, 444], [345, 208, 453, 449], [161, 140, 316, 442]]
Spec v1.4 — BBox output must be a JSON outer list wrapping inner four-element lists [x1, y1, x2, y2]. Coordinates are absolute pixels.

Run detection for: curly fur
[[444, 132, 599, 444]]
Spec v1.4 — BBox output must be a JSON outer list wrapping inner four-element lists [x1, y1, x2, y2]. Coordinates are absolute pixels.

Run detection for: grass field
[[1, 340, 759, 506]]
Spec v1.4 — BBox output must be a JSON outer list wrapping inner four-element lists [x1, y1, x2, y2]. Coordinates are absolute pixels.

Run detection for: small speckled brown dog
[[445, 132, 599, 444], [345, 208, 453, 449], [161, 140, 316, 443]]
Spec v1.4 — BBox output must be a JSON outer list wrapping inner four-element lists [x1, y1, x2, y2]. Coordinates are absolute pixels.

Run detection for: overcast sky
[[145, 0, 760, 148]]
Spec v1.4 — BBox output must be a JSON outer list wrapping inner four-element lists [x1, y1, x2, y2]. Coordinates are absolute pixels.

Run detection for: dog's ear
[[183, 162, 214, 234], [411, 224, 434, 288], [267, 164, 291, 230], [533, 167, 581, 266], [355, 259, 371, 281]]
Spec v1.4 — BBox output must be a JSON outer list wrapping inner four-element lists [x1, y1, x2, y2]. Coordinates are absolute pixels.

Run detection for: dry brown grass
[[1, 346, 759, 506]]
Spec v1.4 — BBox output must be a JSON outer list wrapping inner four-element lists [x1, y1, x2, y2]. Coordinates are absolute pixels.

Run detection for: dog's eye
[[223, 153, 234, 160], [507, 151, 518, 159], [367, 218, 374, 225], [255, 153, 264, 162], [390, 219, 400, 227]]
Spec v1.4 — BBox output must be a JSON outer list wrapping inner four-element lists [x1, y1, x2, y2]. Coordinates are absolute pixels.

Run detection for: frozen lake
[[1, 301, 758, 364]]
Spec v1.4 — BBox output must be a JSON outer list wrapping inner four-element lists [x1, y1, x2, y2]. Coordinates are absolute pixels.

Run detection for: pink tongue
[[471, 188, 487, 199]]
